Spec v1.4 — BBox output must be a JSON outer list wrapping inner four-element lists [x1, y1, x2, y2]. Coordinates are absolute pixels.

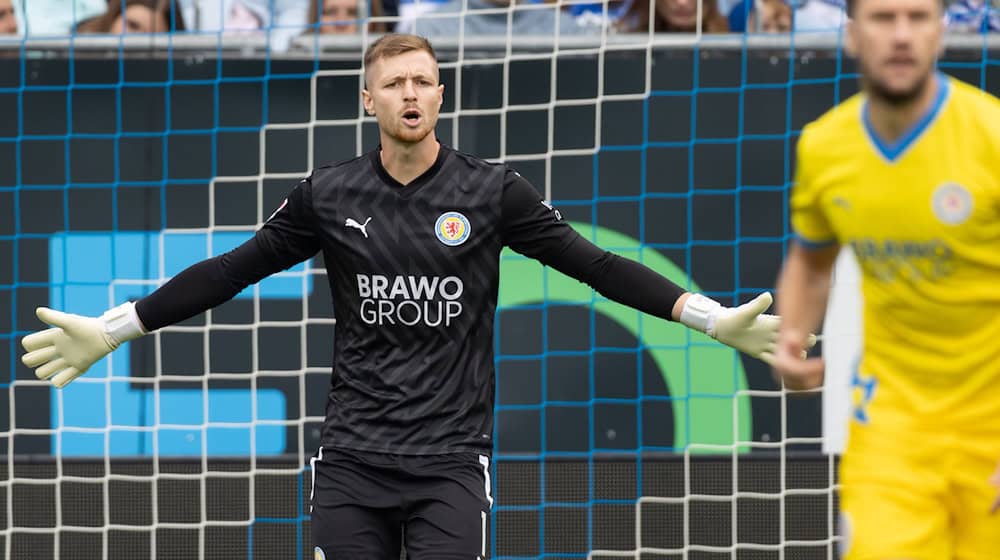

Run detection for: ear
[[437, 84, 444, 108], [361, 89, 375, 116]]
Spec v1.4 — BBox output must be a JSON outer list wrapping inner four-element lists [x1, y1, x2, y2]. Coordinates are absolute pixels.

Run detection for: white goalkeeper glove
[[679, 292, 811, 365], [21, 303, 147, 388]]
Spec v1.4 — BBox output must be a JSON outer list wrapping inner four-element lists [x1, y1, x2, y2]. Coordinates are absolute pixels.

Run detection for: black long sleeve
[[135, 178, 321, 331], [499, 170, 686, 321], [134, 237, 285, 331]]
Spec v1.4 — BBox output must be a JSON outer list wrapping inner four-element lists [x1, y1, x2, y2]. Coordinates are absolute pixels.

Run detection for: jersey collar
[[371, 142, 449, 193], [861, 73, 950, 163]]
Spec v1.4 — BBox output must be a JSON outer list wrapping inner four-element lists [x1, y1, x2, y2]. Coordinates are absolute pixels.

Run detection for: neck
[[866, 74, 940, 144], [379, 134, 440, 186]]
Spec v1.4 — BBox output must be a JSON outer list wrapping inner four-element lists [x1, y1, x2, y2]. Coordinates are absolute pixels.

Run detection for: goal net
[[3, 1, 997, 558]]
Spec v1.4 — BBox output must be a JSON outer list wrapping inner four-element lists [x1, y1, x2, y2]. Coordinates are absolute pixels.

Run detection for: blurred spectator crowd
[[0, 0, 995, 47]]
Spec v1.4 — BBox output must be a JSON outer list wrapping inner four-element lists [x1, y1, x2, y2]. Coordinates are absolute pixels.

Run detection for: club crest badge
[[931, 183, 973, 225], [435, 211, 471, 246]]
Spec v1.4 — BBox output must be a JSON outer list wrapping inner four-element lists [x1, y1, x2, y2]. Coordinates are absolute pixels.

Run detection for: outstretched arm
[[499, 170, 803, 364], [21, 236, 286, 387], [22, 178, 320, 387]]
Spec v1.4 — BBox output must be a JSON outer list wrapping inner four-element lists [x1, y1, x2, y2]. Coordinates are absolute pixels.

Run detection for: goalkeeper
[[23, 33, 798, 559]]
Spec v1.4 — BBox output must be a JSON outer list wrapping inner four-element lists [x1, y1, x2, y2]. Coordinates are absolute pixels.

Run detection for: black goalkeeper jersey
[[135, 143, 685, 456], [270, 145, 535, 454]]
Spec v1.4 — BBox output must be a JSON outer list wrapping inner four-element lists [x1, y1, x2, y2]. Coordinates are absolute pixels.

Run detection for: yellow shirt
[[792, 74, 1000, 428]]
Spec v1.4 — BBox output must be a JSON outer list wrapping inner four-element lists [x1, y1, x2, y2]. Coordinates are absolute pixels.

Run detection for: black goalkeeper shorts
[[310, 447, 493, 560]]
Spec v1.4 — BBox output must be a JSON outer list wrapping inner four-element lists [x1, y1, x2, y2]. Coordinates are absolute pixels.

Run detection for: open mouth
[[403, 110, 421, 125]]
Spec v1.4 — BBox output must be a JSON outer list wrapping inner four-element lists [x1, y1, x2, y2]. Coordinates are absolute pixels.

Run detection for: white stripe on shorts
[[480, 510, 487, 558], [309, 447, 324, 513], [478, 454, 493, 508]]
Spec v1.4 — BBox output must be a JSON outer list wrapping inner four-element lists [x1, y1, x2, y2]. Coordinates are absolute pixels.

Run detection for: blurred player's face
[[846, 0, 943, 105], [320, 0, 359, 34], [362, 50, 444, 146], [112, 5, 170, 34], [0, 0, 16, 34]]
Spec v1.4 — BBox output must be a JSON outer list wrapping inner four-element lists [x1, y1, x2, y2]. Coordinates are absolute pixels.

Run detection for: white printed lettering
[[389, 275, 410, 299], [439, 276, 463, 301], [409, 275, 438, 300], [357, 274, 370, 298], [354, 274, 466, 327], [372, 275, 389, 299], [378, 299, 395, 324], [396, 300, 422, 326]]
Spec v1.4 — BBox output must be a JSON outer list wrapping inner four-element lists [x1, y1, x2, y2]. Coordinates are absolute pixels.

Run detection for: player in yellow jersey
[[771, 0, 1000, 556]]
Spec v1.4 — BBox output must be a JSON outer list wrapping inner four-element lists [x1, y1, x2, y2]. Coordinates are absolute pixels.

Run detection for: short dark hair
[[845, 0, 945, 17], [363, 34, 438, 81]]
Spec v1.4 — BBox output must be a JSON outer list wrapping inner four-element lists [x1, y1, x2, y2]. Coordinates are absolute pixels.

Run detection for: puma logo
[[345, 217, 372, 238]]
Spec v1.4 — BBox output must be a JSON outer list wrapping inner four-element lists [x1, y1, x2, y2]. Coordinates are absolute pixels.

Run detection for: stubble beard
[[862, 59, 934, 108], [387, 115, 436, 145]]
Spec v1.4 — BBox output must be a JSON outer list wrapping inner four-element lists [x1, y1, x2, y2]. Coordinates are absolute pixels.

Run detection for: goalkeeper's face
[[362, 50, 445, 146], [847, 0, 944, 106]]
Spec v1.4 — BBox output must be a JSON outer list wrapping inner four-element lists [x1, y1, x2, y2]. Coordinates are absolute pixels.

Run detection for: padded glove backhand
[[21, 303, 146, 388], [680, 292, 815, 365]]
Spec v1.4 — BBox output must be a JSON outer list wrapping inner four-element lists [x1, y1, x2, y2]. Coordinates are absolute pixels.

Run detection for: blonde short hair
[[363, 34, 438, 86]]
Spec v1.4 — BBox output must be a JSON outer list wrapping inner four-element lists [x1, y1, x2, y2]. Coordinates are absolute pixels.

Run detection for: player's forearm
[[134, 256, 243, 331], [596, 255, 687, 320], [135, 236, 282, 331], [776, 243, 837, 343], [543, 237, 686, 321]]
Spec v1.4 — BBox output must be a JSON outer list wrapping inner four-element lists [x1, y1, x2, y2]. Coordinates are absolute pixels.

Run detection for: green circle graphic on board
[[498, 222, 752, 452]]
